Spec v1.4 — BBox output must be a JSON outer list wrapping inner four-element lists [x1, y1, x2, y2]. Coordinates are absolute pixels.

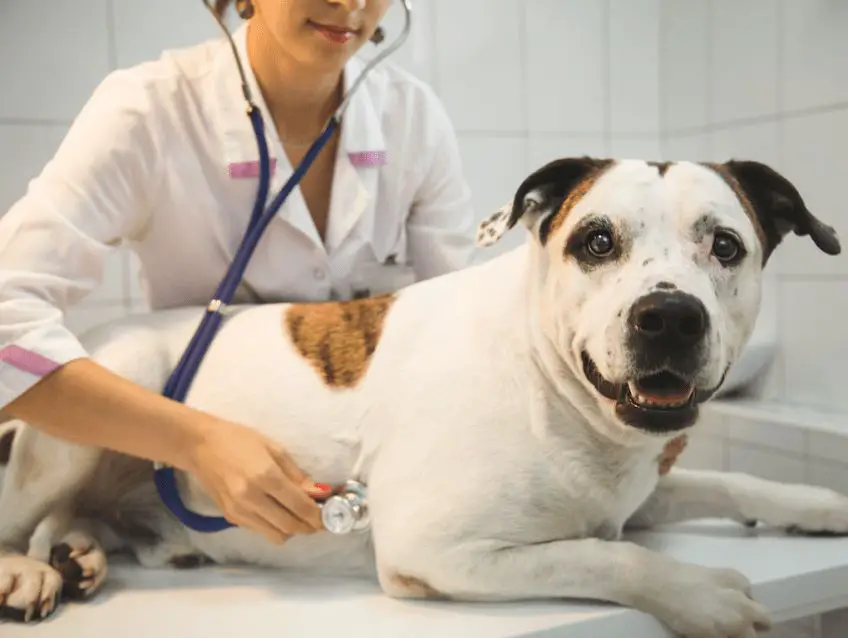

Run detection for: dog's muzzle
[[581, 290, 723, 434]]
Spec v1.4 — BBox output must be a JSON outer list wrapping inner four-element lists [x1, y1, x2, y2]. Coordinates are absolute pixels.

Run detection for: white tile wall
[[0, 124, 68, 214], [0, 1, 111, 122], [661, 0, 848, 413], [708, 0, 780, 125], [658, 0, 710, 133], [781, 1, 848, 113], [434, 0, 525, 134], [524, 0, 609, 135], [609, 0, 660, 135]]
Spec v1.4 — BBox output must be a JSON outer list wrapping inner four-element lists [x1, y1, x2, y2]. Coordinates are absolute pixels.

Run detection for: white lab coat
[[0, 25, 476, 409]]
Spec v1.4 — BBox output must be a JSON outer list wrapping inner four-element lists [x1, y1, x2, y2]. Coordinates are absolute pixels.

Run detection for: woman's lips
[[309, 21, 358, 44]]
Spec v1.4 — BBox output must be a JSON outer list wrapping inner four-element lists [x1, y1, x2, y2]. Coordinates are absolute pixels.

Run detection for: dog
[[0, 157, 843, 636]]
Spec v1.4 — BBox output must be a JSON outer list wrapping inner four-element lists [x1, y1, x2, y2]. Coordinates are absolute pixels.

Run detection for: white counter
[[7, 520, 848, 637]]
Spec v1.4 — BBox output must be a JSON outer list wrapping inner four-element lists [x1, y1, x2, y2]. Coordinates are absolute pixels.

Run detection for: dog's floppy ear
[[475, 156, 613, 248], [721, 160, 841, 262]]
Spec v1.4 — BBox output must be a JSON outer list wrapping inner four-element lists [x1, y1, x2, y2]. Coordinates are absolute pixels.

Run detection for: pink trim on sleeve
[[0, 345, 61, 377]]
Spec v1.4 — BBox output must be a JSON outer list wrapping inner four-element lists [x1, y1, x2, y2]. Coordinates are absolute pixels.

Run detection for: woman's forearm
[[3, 358, 211, 470]]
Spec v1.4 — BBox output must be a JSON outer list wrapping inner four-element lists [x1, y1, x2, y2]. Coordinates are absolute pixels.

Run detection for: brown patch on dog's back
[[390, 572, 448, 600], [658, 434, 688, 476], [285, 294, 394, 388], [703, 163, 768, 251], [545, 160, 613, 239]]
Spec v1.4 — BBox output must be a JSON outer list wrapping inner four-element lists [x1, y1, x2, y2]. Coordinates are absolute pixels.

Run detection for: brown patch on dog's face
[[391, 573, 448, 600], [658, 434, 688, 476], [704, 163, 768, 253], [285, 294, 394, 388], [544, 161, 614, 240]]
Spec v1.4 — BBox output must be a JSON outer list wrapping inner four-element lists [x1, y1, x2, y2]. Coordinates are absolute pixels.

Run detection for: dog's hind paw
[[48, 532, 108, 600], [0, 556, 63, 622]]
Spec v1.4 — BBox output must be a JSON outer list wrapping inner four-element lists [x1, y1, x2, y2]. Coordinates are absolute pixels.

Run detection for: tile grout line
[[663, 101, 848, 138], [105, 0, 118, 71], [518, 0, 530, 173], [0, 118, 71, 127], [602, 0, 612, 156], [656, 0, 668, 159]]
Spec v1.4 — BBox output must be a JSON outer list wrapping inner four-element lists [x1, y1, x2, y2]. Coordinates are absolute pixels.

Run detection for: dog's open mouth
[[581, 352, 704, 432], [626, 372, 695, 409]]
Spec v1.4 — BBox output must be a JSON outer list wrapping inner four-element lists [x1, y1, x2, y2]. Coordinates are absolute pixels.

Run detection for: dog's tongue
[[628, 372, 694, 407]]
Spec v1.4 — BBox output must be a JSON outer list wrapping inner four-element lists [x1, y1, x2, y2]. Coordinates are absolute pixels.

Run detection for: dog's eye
[[586, 230, 614, 258], [712, 231, 741, 264]]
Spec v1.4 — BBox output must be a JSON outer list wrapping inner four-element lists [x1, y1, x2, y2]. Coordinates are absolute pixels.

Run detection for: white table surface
[[7, 520, 848, 637]]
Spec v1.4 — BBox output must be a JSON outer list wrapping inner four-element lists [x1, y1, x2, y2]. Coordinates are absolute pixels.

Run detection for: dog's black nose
[[628, 291, 709, 347]]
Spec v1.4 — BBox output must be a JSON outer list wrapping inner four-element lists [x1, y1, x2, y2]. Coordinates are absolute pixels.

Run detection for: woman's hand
[[186, 418, 329, 544]]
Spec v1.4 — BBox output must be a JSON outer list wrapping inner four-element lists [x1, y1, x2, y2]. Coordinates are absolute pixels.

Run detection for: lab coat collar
[[213, 24, 388, 252]]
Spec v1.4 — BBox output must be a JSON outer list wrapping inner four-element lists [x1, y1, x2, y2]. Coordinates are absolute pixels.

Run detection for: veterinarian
[[0, 0, 475, 545]]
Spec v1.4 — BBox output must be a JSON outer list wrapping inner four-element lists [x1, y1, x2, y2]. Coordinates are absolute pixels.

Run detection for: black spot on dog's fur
[[692, 214, 716, 243], [642, 258, 654, 267], [169, 554, 209, 569], [0, 428, 15, 465], [0, 604, 32, 623], [655, 281, 676, 290], [49, 543, 88, 600]]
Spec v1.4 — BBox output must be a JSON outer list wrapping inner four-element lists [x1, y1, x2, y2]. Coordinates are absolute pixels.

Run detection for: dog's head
[[479, 157, 841, 435]]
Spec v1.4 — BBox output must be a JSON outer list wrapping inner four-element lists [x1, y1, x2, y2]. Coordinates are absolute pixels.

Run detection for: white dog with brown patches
[[0, 157, 843, 637]]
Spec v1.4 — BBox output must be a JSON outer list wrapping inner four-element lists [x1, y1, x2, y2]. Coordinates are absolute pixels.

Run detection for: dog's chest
[[524, 449, 662, 541]]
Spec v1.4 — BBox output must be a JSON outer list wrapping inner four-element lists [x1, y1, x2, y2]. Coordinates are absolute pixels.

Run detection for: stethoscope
[[152, 0, 412, 537]]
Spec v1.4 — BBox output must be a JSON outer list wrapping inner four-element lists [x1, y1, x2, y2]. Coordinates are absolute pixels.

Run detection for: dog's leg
[[0, 505, 114, 623], [0, 424, 102, 552], [46, 525, 110, 601], [378, 536, 771, 637], [627, 468, 848, 534]]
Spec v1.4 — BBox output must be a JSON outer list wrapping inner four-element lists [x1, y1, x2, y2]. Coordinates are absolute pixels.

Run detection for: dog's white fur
[[0, 158, 843, 636]]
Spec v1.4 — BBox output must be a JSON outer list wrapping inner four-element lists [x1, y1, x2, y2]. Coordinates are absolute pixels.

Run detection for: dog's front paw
[[652, 564, 772, 638], [0, 556, 63, 622], [749, 483, 848, 535], [48, 532, 108, 600]]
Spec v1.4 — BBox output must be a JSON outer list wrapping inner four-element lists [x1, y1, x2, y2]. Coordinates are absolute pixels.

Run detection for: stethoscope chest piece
[[320, 480, 370, 535]]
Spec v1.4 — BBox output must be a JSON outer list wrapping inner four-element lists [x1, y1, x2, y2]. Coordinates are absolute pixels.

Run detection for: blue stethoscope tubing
[[153, 0, 412, 533]]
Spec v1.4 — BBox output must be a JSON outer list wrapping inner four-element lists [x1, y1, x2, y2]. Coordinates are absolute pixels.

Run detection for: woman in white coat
[[0, 0, 475, 544]]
